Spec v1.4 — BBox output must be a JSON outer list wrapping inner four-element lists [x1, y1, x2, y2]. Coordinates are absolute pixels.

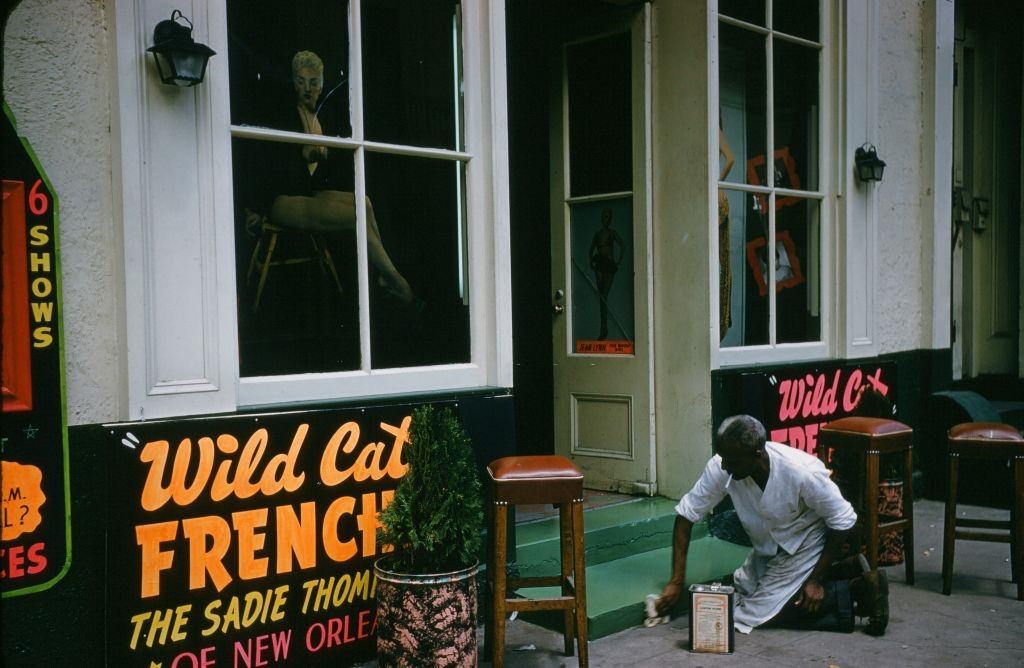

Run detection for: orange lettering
[[322, 496, 357, 563], [276, 502, 317, 574], [137, 521, 178, 598], [232, 508, 269, 581], [182, 516, 232, 592]]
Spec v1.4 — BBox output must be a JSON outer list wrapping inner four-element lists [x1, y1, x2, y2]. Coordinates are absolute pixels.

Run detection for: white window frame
[[710, 0, 833, 368], [113, 0, 511, 420]]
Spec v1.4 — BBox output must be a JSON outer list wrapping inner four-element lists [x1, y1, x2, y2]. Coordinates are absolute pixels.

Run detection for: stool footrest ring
[[506, 596, 578, 612]]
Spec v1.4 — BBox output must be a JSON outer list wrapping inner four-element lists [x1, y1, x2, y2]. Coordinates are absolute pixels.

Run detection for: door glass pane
[[232, 138, 360, 376], [721, 187, 768, 347], [365, 152, 469, 368], [719, 24, 767, 187], [227, 1, 352, 138], [567, 32, 632, 197], [569, 197, 634, 354], [773, 40, 819, 192], [362, 0, 462, 150], [774, 0, 819, 42], [719, 0, 766, 27], [776, 197, 820, 343]]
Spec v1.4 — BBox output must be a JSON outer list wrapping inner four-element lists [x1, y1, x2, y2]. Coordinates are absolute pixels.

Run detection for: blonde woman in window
[[250, 50, 418, 309]]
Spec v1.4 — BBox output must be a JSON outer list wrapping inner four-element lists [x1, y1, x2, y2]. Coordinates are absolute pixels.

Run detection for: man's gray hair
[[715, 415, 766, 453]]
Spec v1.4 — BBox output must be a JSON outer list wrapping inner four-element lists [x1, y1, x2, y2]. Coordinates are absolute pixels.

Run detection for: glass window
[[567, 32, 632, 197], [717, 3, 824, 350], [227, 0, 469, 381], [719, 0, 765, 27], [362, 0, 461, 150], [774, 0, 819, 41]]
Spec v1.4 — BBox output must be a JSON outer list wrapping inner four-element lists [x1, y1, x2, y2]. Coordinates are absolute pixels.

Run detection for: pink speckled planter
[[374, 560, 479, 668]]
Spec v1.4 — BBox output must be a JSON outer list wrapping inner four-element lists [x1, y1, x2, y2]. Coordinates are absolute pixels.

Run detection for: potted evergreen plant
[[375, 405, 483, 667]]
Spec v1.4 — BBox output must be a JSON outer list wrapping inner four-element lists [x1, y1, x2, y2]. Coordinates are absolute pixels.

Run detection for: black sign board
[[757, 361, 898, 455], [104, 402, 446, 667], [1, 103, 72, 597]]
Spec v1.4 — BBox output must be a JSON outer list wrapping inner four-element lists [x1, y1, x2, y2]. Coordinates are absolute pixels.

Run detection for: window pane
[[720, 187, 768, 347], [719, 0, 765, 26], [570, 197, 634, 353], [567, 32, 632, 197], [773, 0, 819, 42], [232, 138, 360, 376], [773, 40, 819, 192], [776, 197, 820, 344], [362, 0, 462, 150], [719, 24, 767, 187], [227, 1, 352, 138], [365, 153, 469, 368]]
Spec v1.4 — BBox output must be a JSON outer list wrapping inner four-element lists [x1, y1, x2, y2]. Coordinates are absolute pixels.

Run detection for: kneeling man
[[656, 415, 888, 635]]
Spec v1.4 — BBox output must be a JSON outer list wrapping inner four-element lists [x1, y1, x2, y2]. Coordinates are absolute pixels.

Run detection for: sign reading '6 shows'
[[1, 103, 72, 598]]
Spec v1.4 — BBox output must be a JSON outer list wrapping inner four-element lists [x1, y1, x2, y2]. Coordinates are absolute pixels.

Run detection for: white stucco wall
[[4, 0, 123, 425], [874, 0, 930, 354]]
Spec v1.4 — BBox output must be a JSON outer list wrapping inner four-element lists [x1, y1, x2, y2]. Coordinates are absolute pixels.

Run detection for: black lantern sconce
[[854, 143, 886, 183], [147, 10, 216, 87]]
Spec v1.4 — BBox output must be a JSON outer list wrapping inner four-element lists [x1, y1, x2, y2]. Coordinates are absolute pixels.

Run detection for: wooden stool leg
[[253, 231, 278, 313], [942, 454, 959, 595], [1013, 456, 1024, 601], [319, 243, 344, 297], [903, 446, 915, 585], [247, 233, 264, 284], [864, 451, 881, 571], [559, 503, 575, 656], [491, 503, 508, 668], [483, 500, 494, 658], [571, 500, 588, 668]]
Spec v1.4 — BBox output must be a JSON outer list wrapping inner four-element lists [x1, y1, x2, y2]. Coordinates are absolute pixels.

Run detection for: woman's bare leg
[[269, 192, 413, 303]]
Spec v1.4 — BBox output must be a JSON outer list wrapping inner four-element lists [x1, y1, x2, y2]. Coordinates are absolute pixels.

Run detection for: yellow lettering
[[31, 327, 52, 348], [30, 302, 53, 322], [29, 252, 50, 272], [29, 225, 48, 246]]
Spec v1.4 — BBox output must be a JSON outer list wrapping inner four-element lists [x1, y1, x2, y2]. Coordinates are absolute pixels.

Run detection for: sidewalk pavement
[[483, 499, 1024, 667]]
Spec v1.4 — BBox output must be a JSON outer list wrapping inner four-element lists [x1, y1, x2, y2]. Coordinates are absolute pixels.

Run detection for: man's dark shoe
[[830, 553, 871, 581], [862, 570, 889, 636]]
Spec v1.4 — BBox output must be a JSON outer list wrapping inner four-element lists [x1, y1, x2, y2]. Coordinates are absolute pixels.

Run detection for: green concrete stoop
[[511, 497, 750, 640]]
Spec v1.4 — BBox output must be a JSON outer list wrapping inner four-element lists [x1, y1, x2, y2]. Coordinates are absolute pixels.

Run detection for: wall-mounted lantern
[[854, 143, 886, 183], [147, 10, 216, 87]]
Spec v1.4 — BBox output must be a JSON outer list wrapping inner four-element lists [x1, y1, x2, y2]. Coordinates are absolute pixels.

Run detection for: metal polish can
[[688, 582, 735, 654]]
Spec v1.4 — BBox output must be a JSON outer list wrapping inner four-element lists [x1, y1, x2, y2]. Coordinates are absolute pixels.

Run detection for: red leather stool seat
[[487, 455, 584, 505]]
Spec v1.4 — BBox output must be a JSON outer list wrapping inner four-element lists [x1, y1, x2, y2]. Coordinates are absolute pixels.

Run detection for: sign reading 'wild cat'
[[106, 405, 426, 667]]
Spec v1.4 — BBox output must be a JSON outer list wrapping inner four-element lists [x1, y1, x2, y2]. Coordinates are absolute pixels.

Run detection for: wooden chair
[[246, 219, 343, 313], [818, 417, 915, 582], [485, 455, 588, 668], [942, 422, 1024, 600]]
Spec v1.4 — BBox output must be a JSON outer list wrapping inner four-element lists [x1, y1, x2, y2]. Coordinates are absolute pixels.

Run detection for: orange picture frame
[[745, 230, 806, 297]]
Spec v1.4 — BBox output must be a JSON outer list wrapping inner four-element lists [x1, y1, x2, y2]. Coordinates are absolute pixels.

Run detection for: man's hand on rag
[[655, 582, 682, 616], [794, 579, 826, 615]]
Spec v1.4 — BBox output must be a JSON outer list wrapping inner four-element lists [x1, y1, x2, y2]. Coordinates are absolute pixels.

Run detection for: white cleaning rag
[[644, 593, 669, 627]]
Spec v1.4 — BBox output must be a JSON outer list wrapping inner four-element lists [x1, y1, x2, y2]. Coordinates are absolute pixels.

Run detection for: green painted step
[[513, 497, 694, 577], [516, 536, 750, 639], [511, 497, 751, 640]]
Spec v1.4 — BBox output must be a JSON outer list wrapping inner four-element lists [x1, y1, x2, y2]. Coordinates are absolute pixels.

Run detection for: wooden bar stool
[[942, 422, 1024, 600], [485, 455, 587, 668], [818, 417, 915, 582]]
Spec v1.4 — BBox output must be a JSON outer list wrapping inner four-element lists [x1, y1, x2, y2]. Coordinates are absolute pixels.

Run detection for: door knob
[[552, 289, 565, 315]]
